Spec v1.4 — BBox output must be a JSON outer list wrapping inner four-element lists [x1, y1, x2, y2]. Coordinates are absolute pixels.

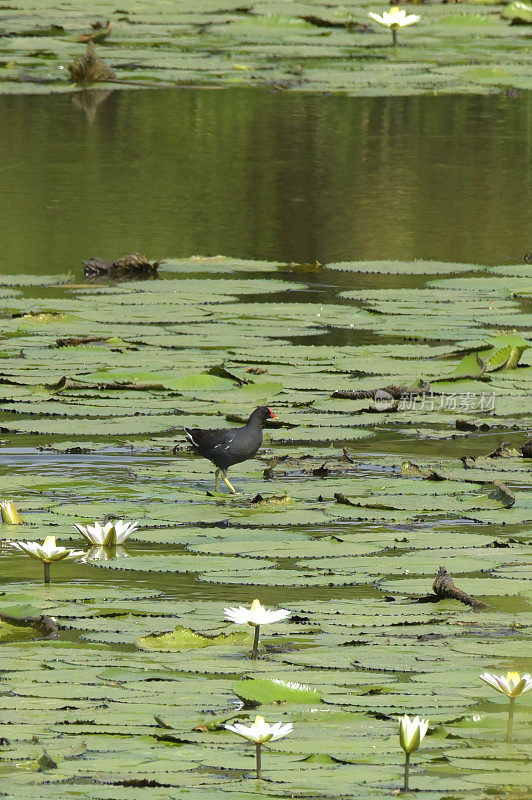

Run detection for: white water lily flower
[[224, 599, 290, 627], [12, 535, 85, 563], [480, 671, 532, 699], [74, 519, 138, 546], [113, 519, 138, 542], [399, 714, 429, 753], [369, 7, 420, 28], [1, 500, 23, 524], [225, 715, 293, 744]]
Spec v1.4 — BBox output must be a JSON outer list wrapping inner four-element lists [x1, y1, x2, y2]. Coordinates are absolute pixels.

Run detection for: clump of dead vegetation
[[83, 253, 162, 280], [67, 43, 115, 85]]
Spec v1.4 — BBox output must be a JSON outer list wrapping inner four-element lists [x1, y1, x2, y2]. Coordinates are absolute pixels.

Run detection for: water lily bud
[[399, 714, 428, 754], [1, 501, 23, 524]]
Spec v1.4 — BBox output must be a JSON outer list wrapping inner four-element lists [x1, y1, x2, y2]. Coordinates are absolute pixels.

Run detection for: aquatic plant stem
[[392, 27, 398, 46], [251, 625, 260, 659], [43, 563, 51, 584], [507, 697, 515, 742], [403, 751, 410, 792], [255, 742, 262, 779]]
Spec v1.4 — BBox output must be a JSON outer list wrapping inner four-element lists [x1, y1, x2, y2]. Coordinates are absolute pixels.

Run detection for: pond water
[[0, 88, 530, 274], [0, 87, 530, 799]]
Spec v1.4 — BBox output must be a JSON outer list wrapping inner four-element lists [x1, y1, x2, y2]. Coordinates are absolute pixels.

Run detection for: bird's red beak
[[268, 407, 278, 419]]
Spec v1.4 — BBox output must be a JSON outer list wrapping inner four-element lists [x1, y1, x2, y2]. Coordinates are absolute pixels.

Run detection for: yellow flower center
[[507, 671, 520, 682], [250, 599, 261, 612], [390, 6, 400, 11], [254, 716, 265, 725]]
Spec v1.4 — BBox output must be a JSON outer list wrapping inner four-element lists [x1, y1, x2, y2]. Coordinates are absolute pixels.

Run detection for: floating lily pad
[[325, 260, 481, 275], [232, 677, 322, 704], [1, 247, 530, 798], [137, 625, 252, 652]]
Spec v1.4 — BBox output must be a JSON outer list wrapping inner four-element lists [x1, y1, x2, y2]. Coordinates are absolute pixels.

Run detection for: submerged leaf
[[136, 625, 252, 652]]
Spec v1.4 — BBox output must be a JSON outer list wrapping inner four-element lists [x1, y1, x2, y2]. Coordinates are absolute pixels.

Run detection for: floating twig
[[416, 566, 489, 609], [77, 20, 113, 44]]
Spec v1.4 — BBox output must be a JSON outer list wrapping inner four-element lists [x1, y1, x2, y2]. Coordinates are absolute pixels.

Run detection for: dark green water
[[0, 87, 530, 275]]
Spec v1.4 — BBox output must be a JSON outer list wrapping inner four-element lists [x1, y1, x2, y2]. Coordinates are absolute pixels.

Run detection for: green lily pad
[[232, 677, 322, 705], [137, 625, 252, 652]]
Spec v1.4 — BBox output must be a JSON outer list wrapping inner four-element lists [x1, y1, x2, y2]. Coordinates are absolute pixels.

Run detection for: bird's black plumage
[[184, 406, 276, 492]]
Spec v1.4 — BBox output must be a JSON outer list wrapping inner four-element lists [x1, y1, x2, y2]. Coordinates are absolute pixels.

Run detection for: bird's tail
[[184, 428, 198, 448]]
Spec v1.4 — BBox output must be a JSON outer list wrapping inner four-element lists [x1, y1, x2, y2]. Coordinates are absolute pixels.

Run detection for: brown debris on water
[[432, 566, 489, 609], [244, 366, 268, 375], [334, 492, 355, 506], [300, 14, 370, 31], [56, 335, 112, 348], [521, 439, 532, 458], [312, 462, 331, 477], [455, 419, 492, 432], [461, 443, 522, 468], [251, 492, 291, 505], [154, 715, 174, 729], [416, 566, 489, 609], [83, 252, 161, 280], [68, 43, 116, 85], [401, 460, 446, 481], [37, 749, 58, 770], [77, 20, 113, 44], [342, 448, 355, 463], [332, 383, 430, 401], [487, 442, 521, 459]]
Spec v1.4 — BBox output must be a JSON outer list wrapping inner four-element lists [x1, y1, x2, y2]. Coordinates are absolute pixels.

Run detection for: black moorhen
[[184, 406, 277, 493]]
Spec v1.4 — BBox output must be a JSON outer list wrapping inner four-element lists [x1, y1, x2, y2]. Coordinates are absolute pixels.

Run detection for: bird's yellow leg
[[222, 471, 238, 494], [214, 469, 220, 493]]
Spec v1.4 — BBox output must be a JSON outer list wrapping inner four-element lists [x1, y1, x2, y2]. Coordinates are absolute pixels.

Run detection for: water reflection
[[82, 545, 130, 562], [0, 87, 529, 274], [71, 89, 114, 124]]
